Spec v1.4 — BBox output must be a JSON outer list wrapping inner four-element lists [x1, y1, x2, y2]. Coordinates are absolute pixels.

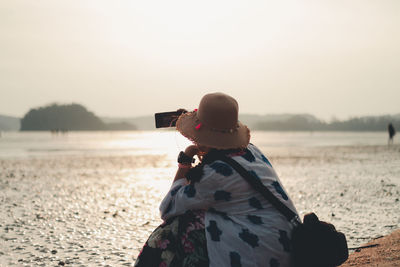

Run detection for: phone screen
[[154, 111, 184, 128]]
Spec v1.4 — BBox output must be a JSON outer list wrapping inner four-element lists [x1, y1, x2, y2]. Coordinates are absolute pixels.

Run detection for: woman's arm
[[172, 145, 199, 183]]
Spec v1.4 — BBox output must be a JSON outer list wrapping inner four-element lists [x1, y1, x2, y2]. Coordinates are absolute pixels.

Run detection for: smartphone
[[155, 109, 187, 128]]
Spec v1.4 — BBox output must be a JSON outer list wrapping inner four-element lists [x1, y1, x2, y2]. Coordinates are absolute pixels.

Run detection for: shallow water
[[0, 131, 399, 266]]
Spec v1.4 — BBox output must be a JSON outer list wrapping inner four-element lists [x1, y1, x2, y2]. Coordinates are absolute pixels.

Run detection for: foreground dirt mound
[[342, 229, 400, 267]]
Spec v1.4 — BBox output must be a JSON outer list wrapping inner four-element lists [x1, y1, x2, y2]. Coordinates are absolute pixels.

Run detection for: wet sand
[[1, 144, 399, 266]]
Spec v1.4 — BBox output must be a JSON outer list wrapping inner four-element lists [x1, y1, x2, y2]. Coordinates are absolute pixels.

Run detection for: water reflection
[[0, 131, 389, 158]]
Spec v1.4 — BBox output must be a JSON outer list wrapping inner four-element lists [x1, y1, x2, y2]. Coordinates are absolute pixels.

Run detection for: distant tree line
[[254, 115, 400, 131], [20, 104, 136, 131], [18, 103, 399, 132]]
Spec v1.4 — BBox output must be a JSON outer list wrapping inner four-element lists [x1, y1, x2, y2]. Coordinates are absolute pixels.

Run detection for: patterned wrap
[[159, 144, 299, 267], [135, 210, 208, 267]]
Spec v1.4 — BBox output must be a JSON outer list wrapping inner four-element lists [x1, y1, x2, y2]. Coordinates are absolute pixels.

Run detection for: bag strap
[[218, 154, 301, 225]]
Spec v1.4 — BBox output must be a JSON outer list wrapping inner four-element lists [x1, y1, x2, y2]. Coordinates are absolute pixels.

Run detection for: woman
[[135, 92, 299, 267]]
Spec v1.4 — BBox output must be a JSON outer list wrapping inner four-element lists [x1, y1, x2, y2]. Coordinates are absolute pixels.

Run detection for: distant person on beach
[[135, 93, 299, 267], [388, 123, 396, 145]]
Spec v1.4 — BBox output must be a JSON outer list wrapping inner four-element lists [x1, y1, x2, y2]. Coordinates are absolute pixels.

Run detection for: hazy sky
[[1, 0, 399, 120]]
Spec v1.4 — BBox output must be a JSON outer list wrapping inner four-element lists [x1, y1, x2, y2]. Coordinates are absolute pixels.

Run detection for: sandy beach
[[1, 132, 399, 266]]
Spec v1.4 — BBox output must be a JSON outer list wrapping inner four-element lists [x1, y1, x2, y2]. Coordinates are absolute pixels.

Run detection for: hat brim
[[176, 112, 250, 149]]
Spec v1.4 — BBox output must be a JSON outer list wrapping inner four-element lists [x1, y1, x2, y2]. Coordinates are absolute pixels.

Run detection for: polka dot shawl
[[159, 144, 298, 267]]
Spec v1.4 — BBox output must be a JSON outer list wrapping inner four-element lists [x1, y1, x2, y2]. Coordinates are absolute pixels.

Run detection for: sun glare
[[105, 131, 192, 157]]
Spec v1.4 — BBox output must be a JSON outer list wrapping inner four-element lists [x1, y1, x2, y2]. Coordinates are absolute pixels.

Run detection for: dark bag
[[291, 212, 348, 267], [219, 155, 349, 267]]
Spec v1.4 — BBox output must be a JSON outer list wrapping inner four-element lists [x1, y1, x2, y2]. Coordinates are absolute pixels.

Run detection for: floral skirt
[[134, 210, 209, 267]]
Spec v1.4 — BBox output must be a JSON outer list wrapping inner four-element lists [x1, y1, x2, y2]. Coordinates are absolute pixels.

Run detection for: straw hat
[[176, 92, 250, 149]]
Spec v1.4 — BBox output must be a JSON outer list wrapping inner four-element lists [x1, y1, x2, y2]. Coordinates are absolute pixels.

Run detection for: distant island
[[104, 113, 400, 132], [0, 114, 20, 131], [252, 114, 400, 132], [0, 106, 398, 132], [19, 104, 136, 131]]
